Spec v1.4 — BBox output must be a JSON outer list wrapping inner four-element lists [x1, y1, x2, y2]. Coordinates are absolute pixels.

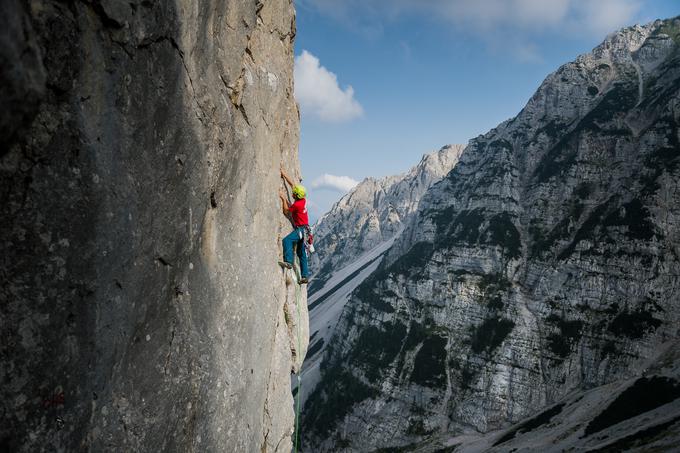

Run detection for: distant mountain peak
[[303, 17, 680, 452], [310, 144, 465, 277]]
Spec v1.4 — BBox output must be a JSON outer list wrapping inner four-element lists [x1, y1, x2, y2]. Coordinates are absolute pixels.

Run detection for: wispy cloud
[[310, 174, 360, 192], [399, 40, 412, 60], [513, 42, 543, 63], [298, 0, 644, 59], [573, 0, 642, 36], [294, 50, 364, 122]]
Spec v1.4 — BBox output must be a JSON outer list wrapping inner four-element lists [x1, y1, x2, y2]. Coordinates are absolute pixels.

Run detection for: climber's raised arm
[[278, 188, 290, 215], [280, 167, 297, 188]]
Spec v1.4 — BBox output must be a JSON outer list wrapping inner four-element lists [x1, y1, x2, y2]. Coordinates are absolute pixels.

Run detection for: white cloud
[[299, 0, 644, 57], [434, 0, 573, 30], [513, 42, 543, 63], [513, 0, 571, 26], [310, 174, 360, 192], [572, 0, 642, 36], [294, 50, 364, 122], [300, 0, 642, 32]]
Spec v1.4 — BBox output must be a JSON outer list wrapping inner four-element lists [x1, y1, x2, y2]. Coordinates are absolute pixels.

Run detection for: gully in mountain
[[279, 167, 312, 284]]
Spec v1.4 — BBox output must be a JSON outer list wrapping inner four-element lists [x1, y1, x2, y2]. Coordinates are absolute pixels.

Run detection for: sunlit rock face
[[0, 1, 305, 451], [303, 18, 680, 452]]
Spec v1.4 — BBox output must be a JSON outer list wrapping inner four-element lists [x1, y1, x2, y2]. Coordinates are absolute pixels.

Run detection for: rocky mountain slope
[[1, 1, 306, 451], [395, 339, 680, 452], [310, 145, 465, 290], [302, 17, 680, 452], [300, 146, 464, 406], [466, 342, 680, 453]]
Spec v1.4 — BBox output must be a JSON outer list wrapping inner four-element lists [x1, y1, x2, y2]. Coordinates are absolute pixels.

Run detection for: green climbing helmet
[[292, 185, 306, 199]]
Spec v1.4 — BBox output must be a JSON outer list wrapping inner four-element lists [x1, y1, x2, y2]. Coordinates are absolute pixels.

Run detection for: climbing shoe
[[299, 277, 309, 284], [278, 261, 293, 270]]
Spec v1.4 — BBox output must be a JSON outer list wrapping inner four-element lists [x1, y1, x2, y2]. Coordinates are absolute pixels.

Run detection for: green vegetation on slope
[[585, 377, 680, 436], [470, 317, 515, 355], [410, 335, 448, 388], [353, 322, 407, 382], [545, 315, 584, 358], [304, 364, 378, 438], [434, 208, 522, 258]]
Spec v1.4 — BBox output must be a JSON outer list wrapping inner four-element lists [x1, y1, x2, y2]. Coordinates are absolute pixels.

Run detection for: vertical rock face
[[0, 1, 305, 452], [303, 18, 680, 451]]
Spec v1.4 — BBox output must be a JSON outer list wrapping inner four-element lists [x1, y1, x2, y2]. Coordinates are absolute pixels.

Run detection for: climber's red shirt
[[289, 198, 309, 227]]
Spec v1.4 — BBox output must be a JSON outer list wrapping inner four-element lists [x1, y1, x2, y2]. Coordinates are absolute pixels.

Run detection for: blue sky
[[293, 0, 679, 221]]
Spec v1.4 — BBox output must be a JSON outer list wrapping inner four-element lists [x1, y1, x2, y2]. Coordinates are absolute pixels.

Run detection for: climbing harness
[[293, 226, 314, 256], [303, 226, 315, 254]]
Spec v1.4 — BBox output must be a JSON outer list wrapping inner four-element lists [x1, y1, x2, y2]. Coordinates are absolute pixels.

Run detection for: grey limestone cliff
[[303, 17, 680, 452], [1, 0, 307, 451]]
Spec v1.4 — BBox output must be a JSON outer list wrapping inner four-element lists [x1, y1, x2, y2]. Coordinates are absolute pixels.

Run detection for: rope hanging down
[[292, 264, 303, 453]]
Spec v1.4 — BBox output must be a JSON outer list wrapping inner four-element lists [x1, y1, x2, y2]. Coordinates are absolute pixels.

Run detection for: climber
[[278, 167, 310, 284]]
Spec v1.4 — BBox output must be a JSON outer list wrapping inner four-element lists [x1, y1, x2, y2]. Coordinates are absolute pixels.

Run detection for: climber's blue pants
[[283, 227, 309, 278]]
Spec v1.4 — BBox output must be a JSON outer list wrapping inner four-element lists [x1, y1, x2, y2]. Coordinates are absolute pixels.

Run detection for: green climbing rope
[[292, 265, 303, 453]]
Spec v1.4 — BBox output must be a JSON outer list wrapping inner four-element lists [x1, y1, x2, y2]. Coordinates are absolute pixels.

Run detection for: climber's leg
[[296, 230, 309, 279], [283, 229, 298, 265]]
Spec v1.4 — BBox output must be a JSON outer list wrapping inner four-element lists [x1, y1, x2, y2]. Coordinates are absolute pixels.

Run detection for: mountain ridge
[[303, 16, 680, 452], [311, 144, 466, 289], [301, 145, 465, 410]]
